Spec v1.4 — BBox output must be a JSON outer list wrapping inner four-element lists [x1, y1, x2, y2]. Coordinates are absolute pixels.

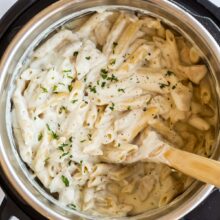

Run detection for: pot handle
[[189, 15, 220, 45], [0, 0, 38, 41], [197, 0, 220, 22], [170, 0, 220, 45], [0, 197, 31, 220]]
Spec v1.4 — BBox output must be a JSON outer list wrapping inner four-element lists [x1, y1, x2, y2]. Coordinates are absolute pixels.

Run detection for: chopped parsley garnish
[[101, 82, 106, 88], [165, 70, 175, 76], [46, 124, 59, 140], [83, 76, 87, 82], [159, 81, 170, 89], [107, 74, 118, 82], [78, 160, 83, 169], [51, 131, 59, 140], [159, 83, 166, 89], [52, 85, 58, 92], [67, 204, 76, 210], [172, 85, 176, 90], [112, 42, 118, 49], [40, 85, 48, 93], [118, 143, 121, 147], [71, 99, 78, 104], [46, 124, 51, 131], [109, 103, 115, 111], [127, 106, 131, 111], [88, 85, 97, 93], [68, 84, 73, 92], [58, 82, 65, 86], [112, 42, 118, 54], [67, 75, 73, 79], [60, 152, 69, 158], [118, 88, 125, 93], [38, 132, 43, 141], [101, 68, 108, 74], [61, 175, 69, 187], [59, 106, 67, 114], [73, 51, 78, 56], [80, 140, 86, 143], [63, 69, 71, 73], [88, 133, 92, 141], [100, 69, 108, 79], [69, 137, 73, 143], [44, 157, 50, 163], [85, 56, 91, 60], [110, 59, 116, 65], [58, 143, 69, 151]]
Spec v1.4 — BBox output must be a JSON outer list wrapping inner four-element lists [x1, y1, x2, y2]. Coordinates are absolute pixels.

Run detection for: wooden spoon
[[126, 130, 220, 188]]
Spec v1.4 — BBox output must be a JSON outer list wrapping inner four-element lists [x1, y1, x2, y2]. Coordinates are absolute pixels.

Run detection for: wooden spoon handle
[[163, 147, 220, 188]]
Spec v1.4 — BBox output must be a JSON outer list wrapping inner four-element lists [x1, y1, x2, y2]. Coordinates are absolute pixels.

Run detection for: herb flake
[[69, 137, 73, 143], [60, 152, 69, 158], [109, 103, 115, 111], [46, 124, 59, 140], [107, 74, 118, 82], [63, 69, 71, 73], [118, 88, 125, 93], [67, 204, 76, 210], [165, 70, 175, 76], [68, 84, 73, 92], [61, 175, 69, 187], [38, 132, 43, 141], [88, 85, 97, 93], [159, 81, 170, 89], [58, 143, 69, 151], [112, 42, 118, 49], [88, 133, 92, 141], [52, 85, 58, 92], [100, 69, 108, 79], [40, 85, 48, 93], [73, 51, 78, 57], [112, 42, 118, 54], [51, 131, 59, 140], [59, 106, 68, 114], [110, 59, 116, 65], [101, 81, 106, 88]]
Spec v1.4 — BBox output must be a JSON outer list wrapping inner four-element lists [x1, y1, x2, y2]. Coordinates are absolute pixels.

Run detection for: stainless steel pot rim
[[0, 0, 219, 219]]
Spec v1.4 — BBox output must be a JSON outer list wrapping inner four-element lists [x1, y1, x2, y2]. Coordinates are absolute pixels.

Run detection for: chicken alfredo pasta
[[12, 11, 216, 217]]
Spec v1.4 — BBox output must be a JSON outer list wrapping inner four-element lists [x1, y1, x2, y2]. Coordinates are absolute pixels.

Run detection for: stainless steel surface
[[171, 0, 220, 45], [0, 0, 220, 219]]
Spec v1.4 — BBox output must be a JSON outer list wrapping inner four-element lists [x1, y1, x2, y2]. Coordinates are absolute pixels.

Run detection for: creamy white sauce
[[12, 10, 216, 217]]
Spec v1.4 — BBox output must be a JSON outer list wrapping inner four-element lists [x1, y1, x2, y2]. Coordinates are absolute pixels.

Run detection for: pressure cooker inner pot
[[1, 0, 220, 220]]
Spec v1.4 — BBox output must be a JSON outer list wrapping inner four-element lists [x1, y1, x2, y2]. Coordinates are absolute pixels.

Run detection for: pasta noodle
[[12, 10, 216, 217]]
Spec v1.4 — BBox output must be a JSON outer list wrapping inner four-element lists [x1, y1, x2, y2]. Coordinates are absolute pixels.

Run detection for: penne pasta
[[12, 11, 216, 218]]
